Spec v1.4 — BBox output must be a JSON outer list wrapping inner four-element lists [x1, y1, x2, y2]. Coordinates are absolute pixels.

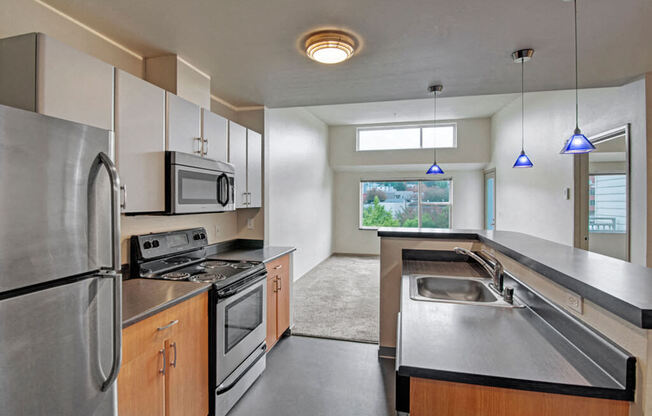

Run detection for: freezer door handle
[[90, 152, 123, 392]]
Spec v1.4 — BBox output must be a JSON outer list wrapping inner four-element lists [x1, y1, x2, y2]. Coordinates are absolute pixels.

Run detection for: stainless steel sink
[[409, 275, 522, 308]]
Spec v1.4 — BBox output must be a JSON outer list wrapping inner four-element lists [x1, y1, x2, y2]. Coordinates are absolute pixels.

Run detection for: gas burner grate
[[161, 271, 191, 280], [200, 261, 231, 268], [189, 273, 228, 283]]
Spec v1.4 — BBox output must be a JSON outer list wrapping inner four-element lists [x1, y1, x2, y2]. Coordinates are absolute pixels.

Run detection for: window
[[357, 124, 456, 151], [360, 180, 452, 229], [588, 174, 626, 233]]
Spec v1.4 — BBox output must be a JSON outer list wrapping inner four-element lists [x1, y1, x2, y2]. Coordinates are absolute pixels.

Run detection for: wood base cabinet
[[118, 292, 208, 416], [266, 255, 291, 350], [410, 378, 629, 416]]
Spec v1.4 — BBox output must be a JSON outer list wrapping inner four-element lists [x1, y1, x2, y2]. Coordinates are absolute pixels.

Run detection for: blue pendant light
[[561, 0, 595, 154], [426, 84, 444, 175], [511, 49, 534, 168]]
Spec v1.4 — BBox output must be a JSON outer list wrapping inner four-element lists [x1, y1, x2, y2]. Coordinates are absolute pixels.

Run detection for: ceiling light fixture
[[426, 84, 444, 175], [305, 31, 356, 64], [560, 0, 595, 154], [512, 48, 534, 168]]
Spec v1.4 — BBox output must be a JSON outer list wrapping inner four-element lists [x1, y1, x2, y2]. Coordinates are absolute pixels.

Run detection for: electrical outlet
[[247, 218, 254, 230], [565, 291, 583, 314]]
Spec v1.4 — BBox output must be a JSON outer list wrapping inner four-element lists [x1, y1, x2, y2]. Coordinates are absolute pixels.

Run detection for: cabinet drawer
[[266, 255, 289, 278], [122, 300, 190, 364]]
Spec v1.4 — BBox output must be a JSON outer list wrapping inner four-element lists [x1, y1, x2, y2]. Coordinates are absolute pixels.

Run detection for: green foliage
[[396, 205, 418, 228], [362, 196, 400, 227], [364, 188, 387, 203], [422, 206, 450, 228]]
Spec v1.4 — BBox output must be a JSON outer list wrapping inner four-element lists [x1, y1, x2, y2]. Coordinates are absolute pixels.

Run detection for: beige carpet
[[292, 254, 379, 343]]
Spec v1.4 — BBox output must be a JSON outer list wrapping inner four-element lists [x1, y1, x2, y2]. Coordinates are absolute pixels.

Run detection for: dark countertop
[[379, 228, 652, 329], [398, 260, 634, 401], [122, 279, 211, 328], [211, 246, 296, 264]]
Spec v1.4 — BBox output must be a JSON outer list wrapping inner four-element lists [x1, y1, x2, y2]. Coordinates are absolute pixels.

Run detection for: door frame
[[483, 169, 496, 230], [573, 124, 631, 260]]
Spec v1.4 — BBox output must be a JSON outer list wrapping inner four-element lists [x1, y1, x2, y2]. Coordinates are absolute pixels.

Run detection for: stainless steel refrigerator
[[0, 104, 122, 415]]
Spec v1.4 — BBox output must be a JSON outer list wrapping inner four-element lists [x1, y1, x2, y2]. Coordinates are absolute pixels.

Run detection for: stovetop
[[140, 258, 263, 289]]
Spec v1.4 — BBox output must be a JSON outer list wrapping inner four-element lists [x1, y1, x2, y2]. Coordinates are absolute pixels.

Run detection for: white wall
[[330, 118, 491, 170], [332, 169, 484, 255], [264, 107, 333, 280], [490, 79, 646, 266]]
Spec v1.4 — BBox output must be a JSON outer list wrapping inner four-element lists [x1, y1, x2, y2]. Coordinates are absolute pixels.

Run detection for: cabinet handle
[[243, 192, 248, 206], [276, 276, 281, 291], [274, 264, 283, 270], [203, 138, 209, 156], [159, 348, 166, 375], [120, 185, 127, 210], [194, 137, 203, 155], [170, 342, 178, 368], [157, 319, 179, 331]]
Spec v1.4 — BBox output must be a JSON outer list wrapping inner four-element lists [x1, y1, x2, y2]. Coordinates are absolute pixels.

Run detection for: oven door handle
[[215, 343, 266, 395], [217, 272, 267, 299]]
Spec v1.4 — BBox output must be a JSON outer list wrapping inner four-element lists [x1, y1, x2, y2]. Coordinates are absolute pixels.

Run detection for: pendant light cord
[[574, 0, 579, 130], [433, 88, 437, 163], [521, 58, 525, 152]]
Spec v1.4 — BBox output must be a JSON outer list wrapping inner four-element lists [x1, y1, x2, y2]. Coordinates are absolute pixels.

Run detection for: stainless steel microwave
[[165, 151, 235, 214]]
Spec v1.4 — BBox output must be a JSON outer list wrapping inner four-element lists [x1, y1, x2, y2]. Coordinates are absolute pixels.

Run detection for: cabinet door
[[118, 318, 167, 416], [115, 70, 166, 213], [37, 33, 114, 130], [266, 274, 278, 350], [166, 293, 209, 416], [229, 121, 248, 208], [202, 109, 228, 161], [274, 256, 291, 338], [247, 130, 263, 208], [167, 92, 202, 155]]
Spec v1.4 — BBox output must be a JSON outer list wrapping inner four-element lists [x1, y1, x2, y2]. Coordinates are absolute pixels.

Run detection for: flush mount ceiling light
[[426, 84, 445, 175], [305, 31, 356, 64], [512, 48, 534, 168], [560, 0, 595, 154]]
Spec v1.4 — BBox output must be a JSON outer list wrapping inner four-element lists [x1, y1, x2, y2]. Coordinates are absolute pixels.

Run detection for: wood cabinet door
[[266, 274, 278, 349], [166, 293, 209, 416], [229, 121, 248, 208], [246, 130, 262, 207], [166, 92, 202, 155], [115, 69, 166, 213], [118, 320, 167, 416], [274, 257, 291, 338], [202, 109, 228, 161]]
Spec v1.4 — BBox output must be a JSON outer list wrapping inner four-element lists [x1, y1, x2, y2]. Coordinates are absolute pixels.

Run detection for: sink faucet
[[454, 247, 504, 294]]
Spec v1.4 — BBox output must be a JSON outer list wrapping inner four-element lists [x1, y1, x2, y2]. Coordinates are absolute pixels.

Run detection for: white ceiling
[[44, 0, 652, 108], [304, 93, 519, 125]]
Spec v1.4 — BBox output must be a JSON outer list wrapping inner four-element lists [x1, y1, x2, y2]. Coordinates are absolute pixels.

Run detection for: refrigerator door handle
[[90, 152, 123, 392]]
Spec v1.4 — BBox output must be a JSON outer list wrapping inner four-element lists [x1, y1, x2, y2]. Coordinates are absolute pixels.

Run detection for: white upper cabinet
[[247, 130, 262, 208], [115, 70, 166, 213], [201, 109, 228, 161], [0, 33, 113, 130], [229, 121, 248, 209], [166, 92, 202, 155]]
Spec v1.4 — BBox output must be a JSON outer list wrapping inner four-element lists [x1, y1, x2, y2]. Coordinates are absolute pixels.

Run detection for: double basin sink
[[409, 275, 522, 308]]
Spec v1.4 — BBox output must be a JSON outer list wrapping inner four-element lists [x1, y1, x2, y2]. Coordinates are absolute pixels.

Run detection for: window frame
[[359, 178, 453, 230], [355, 122, 458, 152]]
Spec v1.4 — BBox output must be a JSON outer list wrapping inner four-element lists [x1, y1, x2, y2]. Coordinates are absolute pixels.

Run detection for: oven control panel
[[132, 227, 208, 260]]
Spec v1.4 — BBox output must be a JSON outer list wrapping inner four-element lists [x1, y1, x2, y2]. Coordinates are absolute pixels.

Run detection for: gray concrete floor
[[228, 336, 396, 416]]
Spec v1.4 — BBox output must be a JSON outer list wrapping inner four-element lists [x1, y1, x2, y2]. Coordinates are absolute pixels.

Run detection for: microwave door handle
[[88, 152, 123, 392]]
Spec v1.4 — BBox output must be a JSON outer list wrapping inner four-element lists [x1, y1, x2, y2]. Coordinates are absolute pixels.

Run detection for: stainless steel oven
[[214, 270, 267, 416], [165, 151, 235, 214]]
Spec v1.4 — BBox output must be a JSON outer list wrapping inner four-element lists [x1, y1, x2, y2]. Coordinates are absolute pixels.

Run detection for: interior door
[[247, 129, 263, 208], [484, 170, 496, 230], [229, 121, 248, 208], [166, 92, 201, 155], [202, 109, 228, 161], [0, 277, 116, 416]]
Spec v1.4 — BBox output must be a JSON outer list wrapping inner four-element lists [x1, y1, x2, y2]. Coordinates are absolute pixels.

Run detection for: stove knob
[[193, 234, 200, 240], [152, 240, 160, 248], [143, 241, 152, 249], [200, 233, 206, 239]]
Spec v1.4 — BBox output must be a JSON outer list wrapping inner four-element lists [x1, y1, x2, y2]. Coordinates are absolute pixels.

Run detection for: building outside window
[[588, 174, 626, 233], [360, 179, 452, 229]]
